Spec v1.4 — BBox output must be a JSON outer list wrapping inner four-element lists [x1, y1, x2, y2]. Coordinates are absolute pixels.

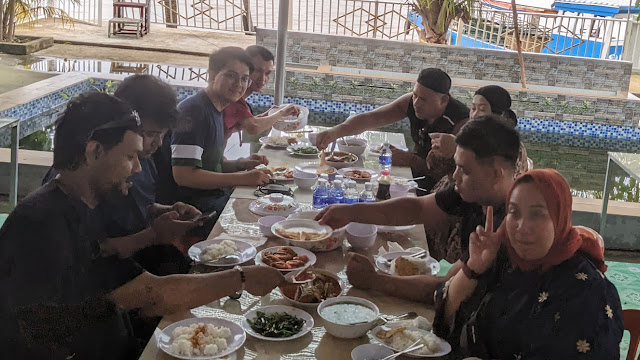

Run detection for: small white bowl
[[271, 105, 309, 132], [389, 183, 411, 198], [346, 222, 378, 249], [257, 215, 286, 237], [318, 296, 380, 339], [293, 171, 318, 189], [308, 132, 318, 146], [337, 138, 367, 157], [351, 344, 395, 360]]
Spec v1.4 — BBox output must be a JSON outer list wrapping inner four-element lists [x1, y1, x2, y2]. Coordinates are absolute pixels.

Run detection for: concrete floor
[[15, 19, 255, 57], [0, 65, 56, 94]]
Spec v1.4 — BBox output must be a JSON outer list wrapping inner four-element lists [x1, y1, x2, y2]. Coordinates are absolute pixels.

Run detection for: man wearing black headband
[[0, 92, 285, 359], [316, 68, 469, 193]]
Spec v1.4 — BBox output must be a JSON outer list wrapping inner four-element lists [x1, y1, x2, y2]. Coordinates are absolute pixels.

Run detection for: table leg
[[9, 124, 19, 209], [600, 156, 614, 237]]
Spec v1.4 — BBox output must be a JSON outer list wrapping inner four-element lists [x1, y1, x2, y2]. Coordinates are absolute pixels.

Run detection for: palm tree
[[2, 0, 76, 42], [411, 0, 475, 44]]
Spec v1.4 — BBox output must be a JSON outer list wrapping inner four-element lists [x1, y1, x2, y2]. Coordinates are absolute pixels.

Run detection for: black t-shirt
[[407, 97, 469, 159], [435, 184, 505, 259], [407, 97, 469, 191], [0, 180, 143, 359]]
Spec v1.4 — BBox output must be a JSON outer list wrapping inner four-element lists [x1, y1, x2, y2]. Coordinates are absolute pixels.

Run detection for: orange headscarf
[[498, 169, 607, 273]]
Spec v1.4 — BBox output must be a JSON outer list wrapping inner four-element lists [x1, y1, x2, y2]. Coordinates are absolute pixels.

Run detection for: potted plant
[[1, 0, 77, 54], [410, 0, 475, 44]]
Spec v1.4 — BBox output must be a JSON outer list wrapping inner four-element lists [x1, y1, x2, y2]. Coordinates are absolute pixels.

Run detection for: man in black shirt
[[315, 116, 519, 304], [0, 92, 284, 359], [315, 68, 469, 192]]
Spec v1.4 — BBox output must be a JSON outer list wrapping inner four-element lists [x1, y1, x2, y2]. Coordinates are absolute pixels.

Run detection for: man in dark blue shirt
[[171, 47, 273, 219], [2, 92, 285, 360], [44, 75, 202, 275]]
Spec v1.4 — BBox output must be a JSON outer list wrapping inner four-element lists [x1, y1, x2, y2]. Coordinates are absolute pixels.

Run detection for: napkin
[[375, 242, 426, 259], [387, 316, 433, 331]]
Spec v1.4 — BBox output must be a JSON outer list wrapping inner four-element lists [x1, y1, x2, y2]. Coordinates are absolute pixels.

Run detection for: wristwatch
[[233, 265, 246, 291]]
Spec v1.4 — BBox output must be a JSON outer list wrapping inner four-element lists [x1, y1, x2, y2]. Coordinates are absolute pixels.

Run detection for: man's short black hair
[[208, 46, 255, 74], [114, 74, 178, 129], [246, 45, 274, 62], [53, 92, 139, 171], [455, 115, 520, 169]]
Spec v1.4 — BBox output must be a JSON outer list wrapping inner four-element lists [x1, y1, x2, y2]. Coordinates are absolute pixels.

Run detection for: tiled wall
[[2, 76, 640, 151], [261, 68, 640, 127], [256, 28, 633, 95]]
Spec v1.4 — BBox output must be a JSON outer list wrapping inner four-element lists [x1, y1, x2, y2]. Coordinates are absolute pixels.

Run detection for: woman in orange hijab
[[432, 169, 623, 359]]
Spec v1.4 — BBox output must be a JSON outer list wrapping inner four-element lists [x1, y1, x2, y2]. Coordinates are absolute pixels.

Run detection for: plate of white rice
[[371, 325, 451, 357], [188, 239, 257, 266], [157, 317, 246, 359]]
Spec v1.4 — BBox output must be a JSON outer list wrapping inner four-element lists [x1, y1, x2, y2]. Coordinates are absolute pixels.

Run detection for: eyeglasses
[[221, 72, 252, 86], [87, 110, 141, 141]]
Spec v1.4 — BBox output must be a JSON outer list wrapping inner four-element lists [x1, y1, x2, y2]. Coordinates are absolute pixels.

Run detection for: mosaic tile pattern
[[3, 78, 640, 150], [247, 93, 640, 144]]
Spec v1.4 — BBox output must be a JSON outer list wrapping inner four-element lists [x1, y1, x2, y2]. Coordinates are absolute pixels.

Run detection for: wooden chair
[[624, 309, 640, 360], [111, 0, 150, 36]]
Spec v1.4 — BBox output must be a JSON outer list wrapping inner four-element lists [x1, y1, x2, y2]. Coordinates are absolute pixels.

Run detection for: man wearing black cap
[[316, 68, 469, 193]]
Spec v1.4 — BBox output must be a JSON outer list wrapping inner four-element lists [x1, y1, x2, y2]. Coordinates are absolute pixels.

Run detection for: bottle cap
[[334, 180, 342, 186], [318, 178, 327, 185]]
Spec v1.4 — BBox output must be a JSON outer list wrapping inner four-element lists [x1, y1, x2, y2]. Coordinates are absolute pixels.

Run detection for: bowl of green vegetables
[[242, 305, 314, 341]]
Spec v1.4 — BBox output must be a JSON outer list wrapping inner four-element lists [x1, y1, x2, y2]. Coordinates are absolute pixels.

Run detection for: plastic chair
[[624, 309, 640, 360], [574, 226, 605, 254]]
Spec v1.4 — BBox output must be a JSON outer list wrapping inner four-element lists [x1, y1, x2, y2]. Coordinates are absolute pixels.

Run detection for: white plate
[[370, 325, 451, 358], [295, 162, 337, 176], [375, 251, 440, 276], [271, 219, 332, 242], [188, 239, 257, 267], [269, 167, 296, 182], [157, 317, 246, 360], [255, 246, 317, 272], [259, 136, 297, 149], [337, 167, 377, 181], [249, 197, 300, 217], [286, 145, 320, 157], [376, 224, 416, 232], [242, 305, 314, 341]]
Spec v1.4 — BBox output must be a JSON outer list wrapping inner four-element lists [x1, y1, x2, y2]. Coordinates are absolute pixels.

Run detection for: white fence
[[54, 0, 633, 61]]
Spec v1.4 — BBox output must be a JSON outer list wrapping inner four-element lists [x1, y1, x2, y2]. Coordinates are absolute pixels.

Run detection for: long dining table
[[138, 127, 442, 360]]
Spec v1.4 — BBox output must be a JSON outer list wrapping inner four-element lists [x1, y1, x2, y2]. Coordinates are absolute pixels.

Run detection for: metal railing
[[145, 0, 417, 41], [47, 0, 631, 61], [453, 7, 629, 60], [52, 0, 103, 26]]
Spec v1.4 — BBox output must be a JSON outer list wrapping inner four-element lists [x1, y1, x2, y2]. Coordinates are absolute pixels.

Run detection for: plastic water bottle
[[379, 142, 392, 172], [313, 178, 329, 210], [344, 180, 359, 204], [328, 180, 344, 204], [359, 182, 376, 203], [376, 170, 392, 201]]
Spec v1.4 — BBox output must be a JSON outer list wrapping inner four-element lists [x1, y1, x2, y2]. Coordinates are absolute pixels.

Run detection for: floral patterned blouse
[[432, 251, 624, 359]]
